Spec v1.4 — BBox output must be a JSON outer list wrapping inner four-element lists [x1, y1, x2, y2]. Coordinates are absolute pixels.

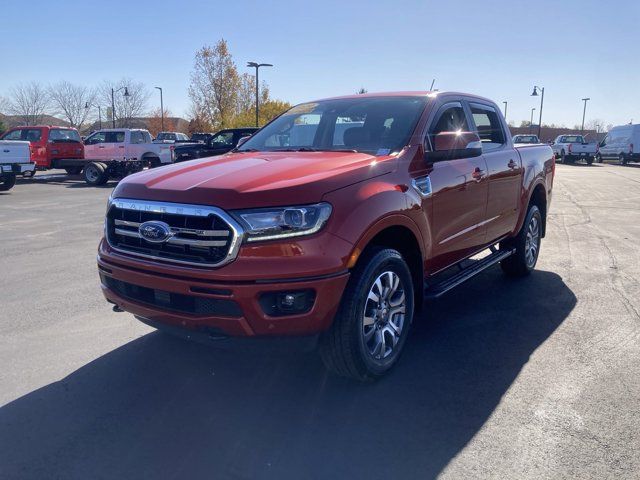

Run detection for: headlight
[[231, 203, 332, 242]]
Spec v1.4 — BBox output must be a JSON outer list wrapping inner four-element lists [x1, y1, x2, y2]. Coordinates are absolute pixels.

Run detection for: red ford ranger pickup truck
[[0, 125, 85, 176], [98, 92, 555, 381]]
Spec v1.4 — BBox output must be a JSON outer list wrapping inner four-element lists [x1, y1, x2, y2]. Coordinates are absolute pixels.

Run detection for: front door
[[417, 101, 489, 273], [468, 102, 522, 242]]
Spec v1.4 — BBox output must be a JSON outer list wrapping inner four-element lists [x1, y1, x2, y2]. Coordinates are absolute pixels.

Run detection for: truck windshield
[[237, 96, 428, 155], [50, 129, 81, 142]]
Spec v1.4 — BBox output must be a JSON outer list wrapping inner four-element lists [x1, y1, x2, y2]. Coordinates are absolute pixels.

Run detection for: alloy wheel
[[362, 271, 407, 360]]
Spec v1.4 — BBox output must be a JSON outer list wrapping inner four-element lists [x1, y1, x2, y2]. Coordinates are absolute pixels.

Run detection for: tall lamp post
[[503, 101, 508, 122], [530, 108, 536, 133], [531, 86, 545, 139], [247, 61, 273, 127], [580, 97, 590, 134], [84, 102, 102, 130], [111, 86, 130, 128], [154, 86, 164, 132]]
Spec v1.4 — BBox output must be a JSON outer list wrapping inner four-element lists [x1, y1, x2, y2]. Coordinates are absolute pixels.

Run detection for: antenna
[[429, 79, 436, 91]]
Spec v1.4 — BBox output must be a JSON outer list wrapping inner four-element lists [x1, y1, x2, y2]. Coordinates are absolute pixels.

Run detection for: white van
[[597, 124, 640, 165]]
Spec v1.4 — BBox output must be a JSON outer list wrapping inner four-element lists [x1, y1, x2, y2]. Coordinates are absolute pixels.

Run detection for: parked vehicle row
[[0, 125, 256, 187], [98, 91, 555, 381]]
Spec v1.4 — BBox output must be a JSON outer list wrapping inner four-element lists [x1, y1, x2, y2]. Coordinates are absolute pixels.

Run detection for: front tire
[[559, 150, 565, 163], [319, 248, 415, 381], [619, 154, 627, 166], [586, 156, 594, 165], [500, 205, 542, 277]]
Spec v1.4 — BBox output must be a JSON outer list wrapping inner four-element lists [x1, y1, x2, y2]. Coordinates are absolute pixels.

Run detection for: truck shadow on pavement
[[0, 269, 576, 480]]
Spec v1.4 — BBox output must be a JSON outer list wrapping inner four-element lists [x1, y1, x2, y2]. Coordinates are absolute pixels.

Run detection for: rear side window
[[470, 104, 505, 150], [49, 129, 81, 142], [130, 131, 144, 144]]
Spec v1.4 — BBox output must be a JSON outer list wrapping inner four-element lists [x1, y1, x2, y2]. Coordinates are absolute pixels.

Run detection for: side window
[[469, 104, 505, 150], [427, 103, 469, 149], [142, 131, 152, 143], [85, 132, 106, 144], [105, 131, 125, 143], [24, 129, 43, 142], [211, 132, 234, 146], [130, 131, 143, 144], [2, 129, 23, 140]]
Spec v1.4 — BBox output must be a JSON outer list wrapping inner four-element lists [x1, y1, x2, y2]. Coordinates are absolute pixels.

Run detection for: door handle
[[508, 159, 517, 169], [472, 167, 485, 181], [98, 145, 105, 148], [118, 146, 125, 148]]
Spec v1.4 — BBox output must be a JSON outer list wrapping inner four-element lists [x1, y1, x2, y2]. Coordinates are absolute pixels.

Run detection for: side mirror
[[425, 132, 482, 162], [236, 135, 251, 147]]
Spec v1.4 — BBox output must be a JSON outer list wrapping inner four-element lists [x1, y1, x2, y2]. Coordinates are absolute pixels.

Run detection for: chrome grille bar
[[114, 219, 230, 237]]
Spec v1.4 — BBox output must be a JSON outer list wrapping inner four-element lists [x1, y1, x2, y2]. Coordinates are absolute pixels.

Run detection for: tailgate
[[0, 140, 31, 164]]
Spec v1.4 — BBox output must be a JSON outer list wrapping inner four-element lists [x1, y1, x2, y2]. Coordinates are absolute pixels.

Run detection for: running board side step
[[424, 247, 515, 300]]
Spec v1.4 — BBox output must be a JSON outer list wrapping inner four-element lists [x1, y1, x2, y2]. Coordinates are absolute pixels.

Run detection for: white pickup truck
[[82, 128, 176, 186], [551, 135, 598, 164], [0, 140, 35, 191]]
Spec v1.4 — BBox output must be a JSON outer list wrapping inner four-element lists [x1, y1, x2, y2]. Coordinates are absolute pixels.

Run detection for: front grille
[[101, 274, 242, 317], [106, 199, 243, 267]]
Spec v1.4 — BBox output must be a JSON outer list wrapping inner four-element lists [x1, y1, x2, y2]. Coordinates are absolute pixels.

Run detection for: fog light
[[259, 290, 316, 317]]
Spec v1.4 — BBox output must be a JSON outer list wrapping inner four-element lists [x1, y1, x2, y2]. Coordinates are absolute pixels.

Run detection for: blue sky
[[2, 0, 639, 128]]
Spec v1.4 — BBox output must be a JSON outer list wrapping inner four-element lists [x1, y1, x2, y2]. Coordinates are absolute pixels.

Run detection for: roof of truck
[[310, 90, 494, 104]]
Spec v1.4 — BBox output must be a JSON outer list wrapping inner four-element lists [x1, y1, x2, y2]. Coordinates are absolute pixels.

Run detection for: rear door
[[105, 131, 126, 159], [418, 101, 489, 273], [467, 101, 522, 242]]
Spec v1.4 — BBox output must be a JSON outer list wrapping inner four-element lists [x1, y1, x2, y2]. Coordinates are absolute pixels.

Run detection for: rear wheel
[[595, 153, 603, 163], [500, 205, 542, 277], [559, 150, 565, 163], [0, 174, 17, 192], [84, 162, 108, 186], [319, 248, 414, 381], [586, 156, 594, 165], [148, 157, 161, 168], [619, 154, 627, 165], [65, 166, 82, 175]]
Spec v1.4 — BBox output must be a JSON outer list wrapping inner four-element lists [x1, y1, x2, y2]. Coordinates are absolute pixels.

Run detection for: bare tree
[[0, 95, 9, 114], [48, 81, 97, 129], [188, 39, 241, 129], [99, 78, 150, 127], [6, 82, 50, 125]]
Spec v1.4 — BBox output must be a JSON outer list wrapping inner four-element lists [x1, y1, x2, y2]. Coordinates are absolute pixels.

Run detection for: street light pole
[[531, 86, 545, 139], [155, 87, 164, 132], [530, 108, 536, 133], [581, 97, 590, 134], [247, 62, 273, 127], [111, 86, 130, 128], [84, 103, 102, 130], [503, 101, 508, 121]]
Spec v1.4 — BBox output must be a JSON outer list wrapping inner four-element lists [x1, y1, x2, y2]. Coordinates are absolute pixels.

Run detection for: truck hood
[[112, 151, 395, 209]]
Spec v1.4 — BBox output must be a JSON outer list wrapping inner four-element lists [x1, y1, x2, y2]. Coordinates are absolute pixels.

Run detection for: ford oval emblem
[[138, 221, 173, 244]]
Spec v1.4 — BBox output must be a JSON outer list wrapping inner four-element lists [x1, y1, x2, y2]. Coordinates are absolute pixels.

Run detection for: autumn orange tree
[[147, 108, 176, 137], [188, 39, 290, 130]]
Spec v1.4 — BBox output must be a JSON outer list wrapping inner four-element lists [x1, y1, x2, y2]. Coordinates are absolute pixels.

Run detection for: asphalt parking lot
[[1, 163, 639, 479]]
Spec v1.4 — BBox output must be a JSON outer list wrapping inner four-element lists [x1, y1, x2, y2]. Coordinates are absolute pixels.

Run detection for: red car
[[98, 91, 555, 381], [0, 125, 85, 175]]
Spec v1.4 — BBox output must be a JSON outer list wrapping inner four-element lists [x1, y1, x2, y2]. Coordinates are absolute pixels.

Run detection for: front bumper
[[1, 162, 35, 174], [98, 253, 350, 338]]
